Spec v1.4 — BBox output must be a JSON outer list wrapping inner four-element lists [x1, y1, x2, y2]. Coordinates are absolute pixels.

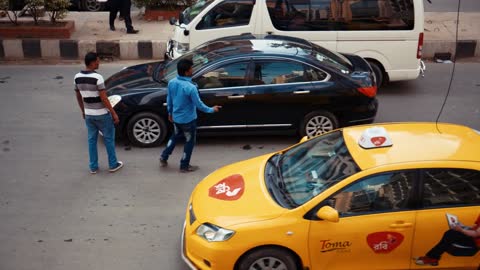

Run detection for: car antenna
[[435, 0, 461, 133]]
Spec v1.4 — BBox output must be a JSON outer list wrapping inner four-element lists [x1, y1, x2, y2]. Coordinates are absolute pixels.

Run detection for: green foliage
[[25, 0, 44, 25], [0, 0, 19, 25], [133, 0, 192, 10], [45, 0, 70, 23]]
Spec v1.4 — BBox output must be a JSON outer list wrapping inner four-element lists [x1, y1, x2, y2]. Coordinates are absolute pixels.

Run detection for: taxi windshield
[[182, 0, 215, 24], [265, 131, 360, 209]]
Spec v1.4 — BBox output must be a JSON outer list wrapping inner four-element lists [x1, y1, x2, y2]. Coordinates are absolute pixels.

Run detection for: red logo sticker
[[208, 174, 245, 201], [367, 232, 404, 254], [370, 136, 386, 146]]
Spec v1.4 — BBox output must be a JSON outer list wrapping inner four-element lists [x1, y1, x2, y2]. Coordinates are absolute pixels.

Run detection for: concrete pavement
[[0, 10, 479, 61]]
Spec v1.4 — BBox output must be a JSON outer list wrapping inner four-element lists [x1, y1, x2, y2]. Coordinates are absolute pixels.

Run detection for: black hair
[[84, 52, 99, 67], [177, 59, 193, 76]]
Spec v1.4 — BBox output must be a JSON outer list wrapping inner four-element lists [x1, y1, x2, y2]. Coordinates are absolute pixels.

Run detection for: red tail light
[[358, 86, 377, 97], [417, 32, 424, 59]]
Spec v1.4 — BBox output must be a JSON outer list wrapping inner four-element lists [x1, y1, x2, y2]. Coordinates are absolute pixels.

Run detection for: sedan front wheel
[[300, 110, 339, 138], [126, 112, 167, 147]]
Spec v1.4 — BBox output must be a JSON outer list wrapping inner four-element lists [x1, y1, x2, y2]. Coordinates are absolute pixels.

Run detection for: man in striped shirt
[[74, 52, 123, 174]]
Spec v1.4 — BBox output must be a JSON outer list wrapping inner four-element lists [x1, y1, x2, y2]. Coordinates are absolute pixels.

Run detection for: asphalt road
[[0, 61, 479, 270]]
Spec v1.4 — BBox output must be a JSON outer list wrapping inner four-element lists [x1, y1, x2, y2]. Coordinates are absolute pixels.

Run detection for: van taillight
[[417, 32, 424, 59], [358, 86, 377, 98]]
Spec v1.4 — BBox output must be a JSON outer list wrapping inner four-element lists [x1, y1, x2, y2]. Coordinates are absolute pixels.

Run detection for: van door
[[189, 0, 258, 49], [261, 0, 337, 51]]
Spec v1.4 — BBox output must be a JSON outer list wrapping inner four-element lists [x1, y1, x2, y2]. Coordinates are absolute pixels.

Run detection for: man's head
[[85, 52, 100, 70], [177, 59, 193, 77]]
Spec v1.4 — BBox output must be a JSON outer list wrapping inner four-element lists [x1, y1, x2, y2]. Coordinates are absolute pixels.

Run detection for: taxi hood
[[191, 154, 287, 228]]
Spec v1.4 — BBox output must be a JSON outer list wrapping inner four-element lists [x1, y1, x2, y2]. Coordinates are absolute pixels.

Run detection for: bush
[[133, 0, 192, 10], [25, 0, 44, 25], [0, 0, 20, 25], [45, 0, 70, 23]]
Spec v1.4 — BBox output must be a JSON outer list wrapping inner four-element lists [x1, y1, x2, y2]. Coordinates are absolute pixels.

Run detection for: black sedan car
[[106, 35, 378, 147]]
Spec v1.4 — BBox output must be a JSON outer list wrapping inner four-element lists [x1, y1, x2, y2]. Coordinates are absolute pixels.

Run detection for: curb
[[0, 39, 478, 61], [0, 39, 168, 61]]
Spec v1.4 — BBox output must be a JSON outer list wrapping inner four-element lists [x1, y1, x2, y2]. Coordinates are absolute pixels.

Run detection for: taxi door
[[410, 168, 480, 269], [308, 171, 417, 270]]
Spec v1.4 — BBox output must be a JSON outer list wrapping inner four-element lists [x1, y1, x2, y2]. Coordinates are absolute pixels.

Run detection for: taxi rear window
[[265, 130, 360, 208]]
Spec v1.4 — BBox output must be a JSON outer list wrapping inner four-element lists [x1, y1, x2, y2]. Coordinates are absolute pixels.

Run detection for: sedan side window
[[253, 61, 308, 85], [197, 0, 254, 29], [422, 169, 480, 208], [195, 62, 249, 89], [328, 171, 415, 216], [304, 66, 328, 82]]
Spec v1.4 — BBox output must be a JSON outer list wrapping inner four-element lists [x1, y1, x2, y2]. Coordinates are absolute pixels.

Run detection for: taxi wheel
[[126, 112, 167, 147], [237, 247, 298, 270], [300, 110, 339, 138]]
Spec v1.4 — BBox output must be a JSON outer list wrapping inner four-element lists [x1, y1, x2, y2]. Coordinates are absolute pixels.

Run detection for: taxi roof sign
[[358, 126, 393, 149]]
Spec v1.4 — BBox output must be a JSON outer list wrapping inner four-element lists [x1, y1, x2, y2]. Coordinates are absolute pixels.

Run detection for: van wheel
[[237, 248, 298, 270], [126, 112, 167, 147], [368, 61, 384, 88], [300, 110, 339, 138]]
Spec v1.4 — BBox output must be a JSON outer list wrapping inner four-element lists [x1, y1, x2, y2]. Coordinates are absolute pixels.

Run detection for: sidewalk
[[0, 10, 479, 61]]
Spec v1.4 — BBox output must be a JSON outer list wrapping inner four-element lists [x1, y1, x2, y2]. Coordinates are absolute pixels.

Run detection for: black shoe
[[180, 165, 199, 173], [110, 25, 115, 31], [159, 158, 168, 167], [127, 29, 139, 34]]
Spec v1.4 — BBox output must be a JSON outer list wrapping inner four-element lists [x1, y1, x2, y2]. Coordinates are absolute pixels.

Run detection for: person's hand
[[168, 114, 173, 123], [112, 113, 120, 125], [213, 105, 222, 112], [453, 224, 463, 232]]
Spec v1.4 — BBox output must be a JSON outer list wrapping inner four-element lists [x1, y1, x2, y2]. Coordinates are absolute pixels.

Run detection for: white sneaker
[[109, 161, 124, 173]]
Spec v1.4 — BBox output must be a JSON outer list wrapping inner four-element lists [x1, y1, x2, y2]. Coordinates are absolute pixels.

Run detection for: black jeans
[[109, 0, 133, 31], [426, 229, 477, 259]]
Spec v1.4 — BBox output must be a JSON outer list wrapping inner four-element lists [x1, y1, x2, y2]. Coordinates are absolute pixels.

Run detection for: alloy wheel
[[305, 115, 334, 137], [132, 118, 161, 144], [248, 256, 288, 270], [82, 0, 102, 11]]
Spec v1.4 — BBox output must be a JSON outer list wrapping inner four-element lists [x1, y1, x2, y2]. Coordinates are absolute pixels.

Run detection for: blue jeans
[[85, 113, 118, 171], [160, 120, 197, 170]]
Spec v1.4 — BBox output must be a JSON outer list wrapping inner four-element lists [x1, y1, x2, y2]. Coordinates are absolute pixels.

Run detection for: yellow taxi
[[182, 122, 480, 270]]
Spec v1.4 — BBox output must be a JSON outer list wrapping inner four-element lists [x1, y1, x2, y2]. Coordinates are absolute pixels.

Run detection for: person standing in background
[[108, 0, 139, 34]]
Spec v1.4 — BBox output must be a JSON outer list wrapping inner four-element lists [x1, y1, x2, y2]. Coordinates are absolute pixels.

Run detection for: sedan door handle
[[228, 95, 245, 99], [389, 222, 413, 229], [293, 90, 310, 94]]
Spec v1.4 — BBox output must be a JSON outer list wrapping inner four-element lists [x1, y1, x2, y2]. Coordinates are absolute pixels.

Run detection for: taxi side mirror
[[316, 206, 339, 223], [299, 136, 308, 143]]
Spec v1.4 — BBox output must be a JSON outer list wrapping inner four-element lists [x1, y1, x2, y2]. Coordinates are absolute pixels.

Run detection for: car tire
[[368, 60, 384, 88], [80, 0, 105, 11], [126, 112, 167, 147], [237, 247, 298, 270], [300, 110, 339, 138]]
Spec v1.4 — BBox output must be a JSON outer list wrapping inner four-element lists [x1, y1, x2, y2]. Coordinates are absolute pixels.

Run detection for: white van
[[166, 0, 425, 86]]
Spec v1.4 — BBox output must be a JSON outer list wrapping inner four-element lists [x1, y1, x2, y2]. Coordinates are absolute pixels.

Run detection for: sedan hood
[[105, 61, 165, 94], [191, 154, 287, 228]]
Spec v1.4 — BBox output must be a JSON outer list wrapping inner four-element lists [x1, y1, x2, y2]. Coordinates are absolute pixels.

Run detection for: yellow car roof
[[342, 122, 480, 170]]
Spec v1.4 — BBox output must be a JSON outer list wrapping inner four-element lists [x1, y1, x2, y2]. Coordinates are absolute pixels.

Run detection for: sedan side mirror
[[299, 136, 308, 143], [316, 206, 339, 223]]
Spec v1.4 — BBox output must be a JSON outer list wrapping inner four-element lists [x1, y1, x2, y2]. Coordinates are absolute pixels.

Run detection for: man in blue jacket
[[160, 59, 221, 173]]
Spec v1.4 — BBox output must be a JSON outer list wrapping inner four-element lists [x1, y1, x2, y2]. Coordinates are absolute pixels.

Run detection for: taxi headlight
[[196, 223, 235, 242], [108, 95, 122, 108]]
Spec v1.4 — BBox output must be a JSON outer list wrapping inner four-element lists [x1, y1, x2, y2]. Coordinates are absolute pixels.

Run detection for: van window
[[197, 0, 254, 29], [266, 0, 414, 31], [182, 0, 215, 24], [422, 169, 480, 208]]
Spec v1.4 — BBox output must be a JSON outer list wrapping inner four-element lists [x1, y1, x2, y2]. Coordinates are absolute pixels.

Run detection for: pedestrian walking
[[108, 0, 139, 34], [160, 59, 221, 173], [74, 52, 124, 174]]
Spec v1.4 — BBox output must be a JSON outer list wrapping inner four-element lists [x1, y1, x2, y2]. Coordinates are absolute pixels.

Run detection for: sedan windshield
[[265, 131, 360, 208], [182, 0, 215, 24]]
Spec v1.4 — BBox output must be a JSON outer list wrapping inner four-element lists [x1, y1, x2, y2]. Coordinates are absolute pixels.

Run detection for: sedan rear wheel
[[81, 0, 104, 11], [300, 110, 339, 138], [127, 112, 167, 147]]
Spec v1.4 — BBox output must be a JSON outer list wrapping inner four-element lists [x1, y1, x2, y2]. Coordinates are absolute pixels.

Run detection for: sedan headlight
[[108, 95, 122, 108], [196, 223, 235, 242]]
